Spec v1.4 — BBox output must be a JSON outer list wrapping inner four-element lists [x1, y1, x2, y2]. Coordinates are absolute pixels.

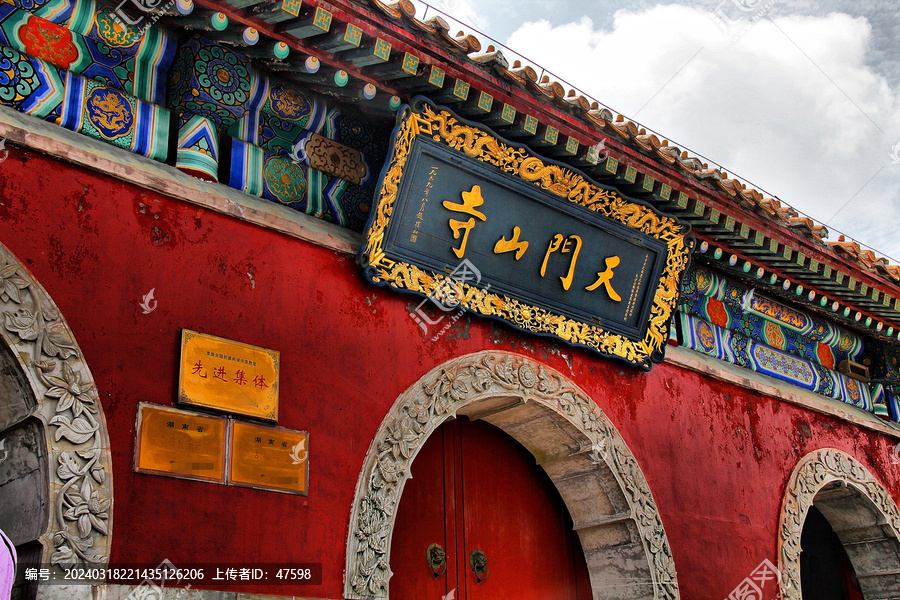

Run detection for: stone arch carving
[[778, 448, 900, 599], [344, 350, 679, 600], [0, 242, 112, 570]]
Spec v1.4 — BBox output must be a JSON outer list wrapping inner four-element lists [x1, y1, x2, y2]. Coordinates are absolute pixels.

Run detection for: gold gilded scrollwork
[[360, 100, 693, 369]]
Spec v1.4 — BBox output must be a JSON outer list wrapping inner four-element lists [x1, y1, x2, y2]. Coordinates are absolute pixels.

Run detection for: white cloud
[[505, 5, 900, 259], [409, 0, 489, 34]]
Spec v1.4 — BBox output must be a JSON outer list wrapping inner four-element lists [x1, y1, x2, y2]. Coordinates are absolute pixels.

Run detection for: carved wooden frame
[[359, 99, 694, 370], [344, 350, 680, 599], [778, 448, 900, 598], [0, 242, 112, 571]]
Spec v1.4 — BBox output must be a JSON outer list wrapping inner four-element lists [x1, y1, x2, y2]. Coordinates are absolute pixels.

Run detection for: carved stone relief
[[0, 242, 112, 570]]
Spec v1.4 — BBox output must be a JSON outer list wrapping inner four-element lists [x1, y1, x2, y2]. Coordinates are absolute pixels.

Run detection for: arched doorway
[[0, 242, 113, 595], [778, 448, 900, 599], [344, 351, 680, 600]]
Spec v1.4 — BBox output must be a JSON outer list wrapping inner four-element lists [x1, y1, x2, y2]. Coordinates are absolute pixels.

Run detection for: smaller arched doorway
[[779, 449, 900, 599], [799, 504, 862, 599]]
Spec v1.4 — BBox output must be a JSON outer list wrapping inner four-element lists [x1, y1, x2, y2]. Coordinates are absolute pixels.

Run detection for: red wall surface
[[2, 145, 899, 599]]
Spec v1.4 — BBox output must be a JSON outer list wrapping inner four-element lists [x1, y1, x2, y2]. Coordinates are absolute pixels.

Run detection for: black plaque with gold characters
[[359, 98, 693, 369]]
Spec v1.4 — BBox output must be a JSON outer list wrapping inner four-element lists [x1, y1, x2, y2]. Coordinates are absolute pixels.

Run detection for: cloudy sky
[[408, 0, 900, 262]]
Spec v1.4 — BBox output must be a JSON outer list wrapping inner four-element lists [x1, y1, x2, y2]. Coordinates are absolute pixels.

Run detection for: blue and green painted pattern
[[0, 43, 65, 119], [228, 139, 306, 207], [0, 40, 166, 160], [168, 36, 255, 129], [869, 383, 898, 420], [225, 100, 385, 231], [679, 266, 863, 368], [228, 139, 265, 197], [177, 113, 219, 180], [59, 71, 168, 160], [677, 312, 877, 415], [1, 5, 898, 398], [0, 1, 175, 104]]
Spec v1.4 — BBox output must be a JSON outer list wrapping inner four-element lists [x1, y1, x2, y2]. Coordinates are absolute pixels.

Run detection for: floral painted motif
[[752, 345, 816, 386], [694, 266, 714, 294], [844, 377, 862, 405], [338, 184, 373, 232], [182, 100, 232, 129], [168, 37, 253, 128], [764, 319, 785, 350], [267, 82, 311, 122], [838, 331, 854, 352], [21, 17, 78, 70], [86, 87, 134, 139], [706, 297, 729, 329], [816, 342, 835, 369], [95, 7, 142, 48], [167, 46, 192, 102], [196, 44, 251, 107], [0, 46, 40, 106], [263, 156, 306, 204]]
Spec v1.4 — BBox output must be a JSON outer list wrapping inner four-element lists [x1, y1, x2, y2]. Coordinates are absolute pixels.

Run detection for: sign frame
[[227, 421, 310, 496], [133, 403, 228, 484], [177, 329, 280, 421], [359, 98, 694, 369]]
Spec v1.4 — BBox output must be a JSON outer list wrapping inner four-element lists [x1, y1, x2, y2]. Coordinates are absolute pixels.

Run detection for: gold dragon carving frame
[[359, 99, 693, 369]]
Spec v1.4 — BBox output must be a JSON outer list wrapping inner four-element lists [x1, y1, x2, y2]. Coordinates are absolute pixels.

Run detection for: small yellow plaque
[[228, 421, 308, 495], [178, 330, 280, 421], [134, 404, 226, 483]]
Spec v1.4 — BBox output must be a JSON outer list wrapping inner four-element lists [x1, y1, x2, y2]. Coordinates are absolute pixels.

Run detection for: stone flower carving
[[65, 474, 110, 537], [0, 245, 111, 570], [0, 261, 29, 303], [517, 364, 536, 388]]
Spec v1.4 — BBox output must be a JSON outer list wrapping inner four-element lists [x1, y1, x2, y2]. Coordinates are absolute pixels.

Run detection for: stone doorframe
[[344, 351, 680, 600], [778, 448, 900, 599], [0, 242, 112, 569]]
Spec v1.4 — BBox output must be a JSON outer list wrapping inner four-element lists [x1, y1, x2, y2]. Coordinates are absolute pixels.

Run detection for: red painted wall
[[2, 145, 899, 598]]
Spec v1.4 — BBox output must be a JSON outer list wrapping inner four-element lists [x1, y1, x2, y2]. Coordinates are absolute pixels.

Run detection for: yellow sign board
[[178, 330, 280, 421], [229, 421, 309, 495], [134, 404, 226, 483]]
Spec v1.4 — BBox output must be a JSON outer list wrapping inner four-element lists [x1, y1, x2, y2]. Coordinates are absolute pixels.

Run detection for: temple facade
[[1, 1, 899, 599]]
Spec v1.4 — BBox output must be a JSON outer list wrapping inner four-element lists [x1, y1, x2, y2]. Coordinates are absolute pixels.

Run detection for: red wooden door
[[390, 418, 591, 600]]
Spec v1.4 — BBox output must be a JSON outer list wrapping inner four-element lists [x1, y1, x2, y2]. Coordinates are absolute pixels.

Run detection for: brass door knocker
[[469, 549, 488, 583], [426, 543, 447, 578]]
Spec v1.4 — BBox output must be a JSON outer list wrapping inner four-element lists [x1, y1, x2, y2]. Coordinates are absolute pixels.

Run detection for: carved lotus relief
[[0, 244, 111, 569]]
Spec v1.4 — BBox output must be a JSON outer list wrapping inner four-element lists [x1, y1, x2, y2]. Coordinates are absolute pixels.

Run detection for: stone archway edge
[[343, 350, 679, 599], [0, 242, 112, 568], [778, 448, 900, 598]]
